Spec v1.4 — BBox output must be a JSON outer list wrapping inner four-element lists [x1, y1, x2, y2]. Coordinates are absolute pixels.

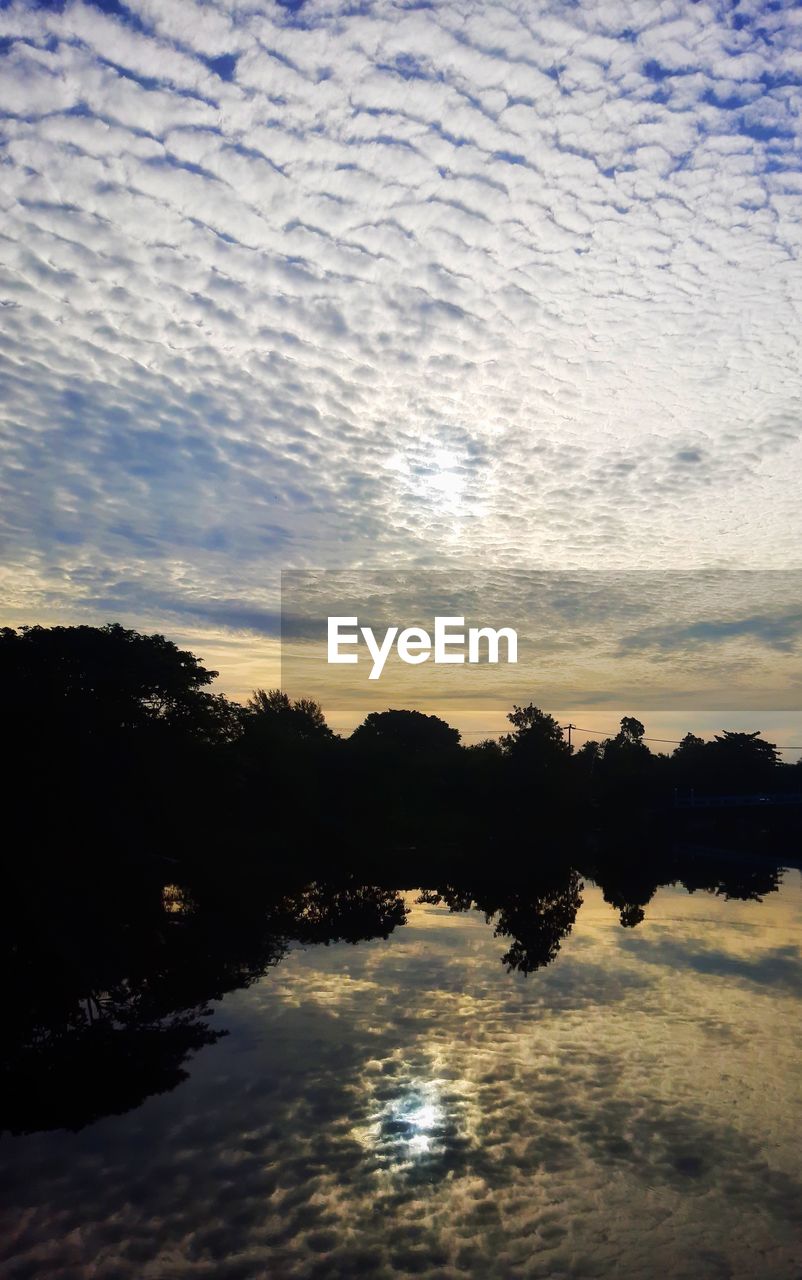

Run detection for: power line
[[560, 726, 802, 752], [566, 725, 686, 744], [329, 724, 802, 751]]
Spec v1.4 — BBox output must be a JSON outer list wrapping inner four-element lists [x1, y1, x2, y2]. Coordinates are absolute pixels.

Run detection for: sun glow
[[353, 1079, 450, 1167]]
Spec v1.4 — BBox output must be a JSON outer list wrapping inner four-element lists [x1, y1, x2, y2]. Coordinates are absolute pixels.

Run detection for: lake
[[2, 864, 802, 1278]]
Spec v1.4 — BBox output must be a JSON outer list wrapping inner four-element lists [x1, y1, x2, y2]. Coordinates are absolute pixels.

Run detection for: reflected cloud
[[619, 934, 802, 995], [2, 870, 802, 1278]]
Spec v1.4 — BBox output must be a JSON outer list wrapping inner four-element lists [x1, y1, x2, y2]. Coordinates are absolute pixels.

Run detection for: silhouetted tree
[[1, 623, 242, 862], [350, 708, 460, 754], [707, 730, 780, 792], [595, 716, 656, 808], [243, 688, 334, 743], [617, 716, 646, 746], [344, 710, 462, 843], [501, 704, 569, 760], [457, 738, 506, 822], [1, 622, 235, 743], [572, 738, 602, 802], [499, 704, 572, 810], [670, 732, 707, 788]]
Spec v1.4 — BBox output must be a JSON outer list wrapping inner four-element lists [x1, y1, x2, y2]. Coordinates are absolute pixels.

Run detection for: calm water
[[3, 870, 802, 1279]]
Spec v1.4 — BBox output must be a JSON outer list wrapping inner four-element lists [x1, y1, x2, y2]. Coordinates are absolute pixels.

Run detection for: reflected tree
[[678, 861, 784, 902], [419, 868, 583, 973], [2, 875, 409, 1134], [273, 882, 409, 944], [595, 858, 660, 928]]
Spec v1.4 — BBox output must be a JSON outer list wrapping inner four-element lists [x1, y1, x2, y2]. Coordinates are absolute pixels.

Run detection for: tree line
[[3, 622, 799, 866]]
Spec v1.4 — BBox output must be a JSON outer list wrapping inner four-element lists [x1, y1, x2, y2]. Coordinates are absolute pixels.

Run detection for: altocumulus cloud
[[1, 0, 802, 636]]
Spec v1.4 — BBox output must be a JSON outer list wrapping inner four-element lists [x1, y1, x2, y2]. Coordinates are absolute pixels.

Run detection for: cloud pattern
[[1, 0, 802, 646], [2, 878, 802, 1278]]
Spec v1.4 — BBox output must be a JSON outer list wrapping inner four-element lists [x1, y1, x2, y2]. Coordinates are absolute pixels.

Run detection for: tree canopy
[[2, 623, 797, 865]]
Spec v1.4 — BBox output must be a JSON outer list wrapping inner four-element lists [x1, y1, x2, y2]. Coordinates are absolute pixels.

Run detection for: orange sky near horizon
[[7, 608, 800, 761]]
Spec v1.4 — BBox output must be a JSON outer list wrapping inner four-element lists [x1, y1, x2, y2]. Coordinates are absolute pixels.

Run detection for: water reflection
[[357, 1081, 451, 1164], [1, 856, 793, 1136], [2, 857, 801, 1278], [1, 877, 408, 1135], [419, 866, 584, 972]]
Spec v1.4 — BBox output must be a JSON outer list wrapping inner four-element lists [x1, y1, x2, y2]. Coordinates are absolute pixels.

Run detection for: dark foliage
[[2, 622, 800, 867]]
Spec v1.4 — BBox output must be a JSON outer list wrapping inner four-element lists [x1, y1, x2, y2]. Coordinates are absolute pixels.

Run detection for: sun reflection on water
[[354, 1077, 463, 1171]]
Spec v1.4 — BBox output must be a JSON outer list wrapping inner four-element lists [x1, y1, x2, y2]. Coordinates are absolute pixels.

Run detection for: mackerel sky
[[1, 0, 802, 692]]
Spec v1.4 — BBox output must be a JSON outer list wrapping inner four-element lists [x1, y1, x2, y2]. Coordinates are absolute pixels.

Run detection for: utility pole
[[563, 723, 576, 750]]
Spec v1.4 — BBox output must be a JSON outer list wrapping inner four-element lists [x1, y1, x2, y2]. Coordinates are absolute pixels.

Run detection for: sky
[[1, 0, 802, 736], [279, 568, 802, 748]]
